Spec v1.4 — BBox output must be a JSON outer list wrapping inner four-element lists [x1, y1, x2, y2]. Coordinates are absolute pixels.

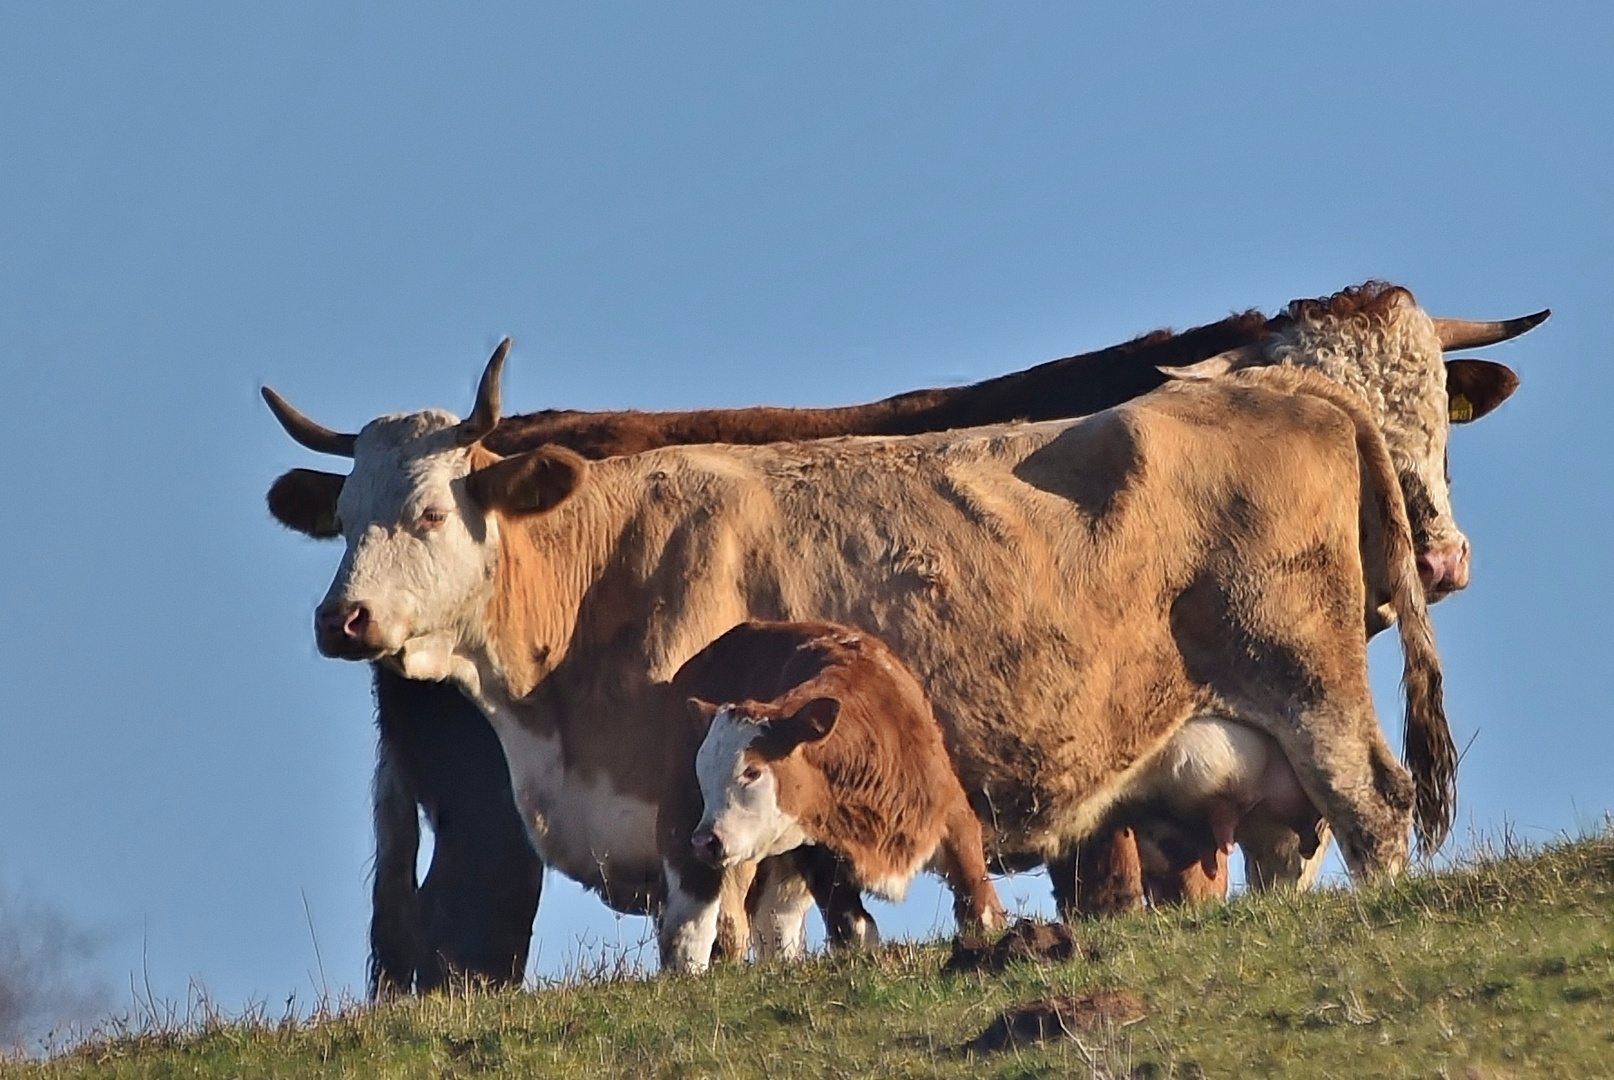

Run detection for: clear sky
[[1, 1, 1609, 1030]]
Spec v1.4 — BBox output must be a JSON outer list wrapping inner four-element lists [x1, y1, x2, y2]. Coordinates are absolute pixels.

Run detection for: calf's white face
[[693, 708, 802, 867], [689, 697, 839, 867]]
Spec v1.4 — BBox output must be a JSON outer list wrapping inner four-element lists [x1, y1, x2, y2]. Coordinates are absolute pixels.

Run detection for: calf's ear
[[267, 469, 345, 538], [762, 697, 841, 755], [467, 446, 587, 515], [1444, 359, 1519, 423]]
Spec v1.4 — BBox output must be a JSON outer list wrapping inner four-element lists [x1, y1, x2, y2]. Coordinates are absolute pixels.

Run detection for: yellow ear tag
[[1449, 394, 1474, 423]]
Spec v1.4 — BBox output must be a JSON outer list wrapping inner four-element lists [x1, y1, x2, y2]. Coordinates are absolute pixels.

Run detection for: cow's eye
[[740, 765, 764, 785], [418, 508, 449, 530]]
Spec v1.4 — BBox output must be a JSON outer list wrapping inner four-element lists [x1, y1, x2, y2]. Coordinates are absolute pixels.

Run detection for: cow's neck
[[475, 483, 630, 704]]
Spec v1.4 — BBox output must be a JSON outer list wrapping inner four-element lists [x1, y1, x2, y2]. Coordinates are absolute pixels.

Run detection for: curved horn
[[1158, 343, 1265, 381], [261, 387, 357, 457], [457, 337, 511, 445], [1434, 309, 1550, 351]]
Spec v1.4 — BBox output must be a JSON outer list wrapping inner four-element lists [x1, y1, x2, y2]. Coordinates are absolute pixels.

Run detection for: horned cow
[[264, 348, 1457, 967], [265, 284, 1542, 988]]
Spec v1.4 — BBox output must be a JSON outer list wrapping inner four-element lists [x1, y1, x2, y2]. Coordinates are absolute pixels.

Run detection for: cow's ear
[[685, 697, 721, 734], [1445, 359, 1519, 424], [267, 469, 345, 539], [770, 697, 840, 751], [467, 446, 587, 515]]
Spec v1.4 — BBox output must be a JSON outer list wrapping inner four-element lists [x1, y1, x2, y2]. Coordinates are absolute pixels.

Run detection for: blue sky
[[1, 2, 1609, 1024]]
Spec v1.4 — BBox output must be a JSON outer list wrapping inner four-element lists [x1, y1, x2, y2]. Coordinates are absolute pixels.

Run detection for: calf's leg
[[793, 847, 879, 950], [937, 800, 1007, 930]]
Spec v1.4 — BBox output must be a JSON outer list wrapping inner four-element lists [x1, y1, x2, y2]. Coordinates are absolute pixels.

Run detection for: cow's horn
[[457, 337, 511, 445], [261, 387, 357, 457], [1158, 343, 1265, 381], [1434, 309, 1550, 351]]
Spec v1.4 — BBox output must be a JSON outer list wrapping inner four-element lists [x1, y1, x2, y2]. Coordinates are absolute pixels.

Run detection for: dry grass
[[9, 830, 1613, 1079]]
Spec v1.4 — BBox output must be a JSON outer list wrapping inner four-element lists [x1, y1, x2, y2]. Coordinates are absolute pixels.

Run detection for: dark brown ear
[[1445, 359, 1520, 424], [760, 697, 840, 756], [267, 469, 345, 538], [466, 446, 587, 515], [685, 697, 722, 734]]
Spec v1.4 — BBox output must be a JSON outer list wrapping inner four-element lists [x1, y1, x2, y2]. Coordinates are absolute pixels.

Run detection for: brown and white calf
[[656, 621, 1005, 971], [263, 348, 1456, 960]]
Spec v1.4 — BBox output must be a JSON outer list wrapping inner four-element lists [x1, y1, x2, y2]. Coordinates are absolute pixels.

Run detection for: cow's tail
[[1276, 369, 1455, 855], [1356, 409, 1453, 855]]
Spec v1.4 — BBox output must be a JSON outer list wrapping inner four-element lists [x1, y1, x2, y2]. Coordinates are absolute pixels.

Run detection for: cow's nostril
[[343, 604, 370, 639], [691, 829, 724, 866]]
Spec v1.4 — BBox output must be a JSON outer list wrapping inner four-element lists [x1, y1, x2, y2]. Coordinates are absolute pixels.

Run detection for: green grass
[[12, 832, 1614, 1079]]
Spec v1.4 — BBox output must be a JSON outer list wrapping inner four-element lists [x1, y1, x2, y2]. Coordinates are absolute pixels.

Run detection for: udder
[[1127, 718, 1322, 879]]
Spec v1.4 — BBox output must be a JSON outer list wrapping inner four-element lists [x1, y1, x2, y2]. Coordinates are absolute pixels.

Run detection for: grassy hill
[[12, 832, 1614, 1079]]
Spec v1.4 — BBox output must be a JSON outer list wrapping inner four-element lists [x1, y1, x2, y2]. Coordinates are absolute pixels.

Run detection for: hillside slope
[[14, 833, 1614, 1079]]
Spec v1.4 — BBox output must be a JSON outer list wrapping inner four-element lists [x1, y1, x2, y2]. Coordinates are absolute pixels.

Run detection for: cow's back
[[621, 374, 1373, 855]]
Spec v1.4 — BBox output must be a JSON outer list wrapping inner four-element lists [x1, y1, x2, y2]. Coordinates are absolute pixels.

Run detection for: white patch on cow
[[694, 709, 808, 866], [658, 861, 720, 974], [865, 848, 934, 903], [864, 873, 913, 903], [477, 705, 661, 893], [1144, 717, 1271, 812]]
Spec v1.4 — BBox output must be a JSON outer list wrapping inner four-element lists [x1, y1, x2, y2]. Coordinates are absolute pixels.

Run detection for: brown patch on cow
[[466, 445, 588, 516], [963, 989, 1147, 1054], [945, 918, 1091, 973], [1280, 279, 1414, 326], [480, 309, 1276, 461], [1063, 829, 1145, 918]]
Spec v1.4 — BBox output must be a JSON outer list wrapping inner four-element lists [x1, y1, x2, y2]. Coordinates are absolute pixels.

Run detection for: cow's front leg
[[658, 858, 723, 974], [1238, 819, 1333, 891]]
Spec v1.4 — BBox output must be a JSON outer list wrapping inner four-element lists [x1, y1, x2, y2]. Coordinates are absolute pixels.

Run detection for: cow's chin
[[391, 635, 466, 684], [317, 638, 387, 662]]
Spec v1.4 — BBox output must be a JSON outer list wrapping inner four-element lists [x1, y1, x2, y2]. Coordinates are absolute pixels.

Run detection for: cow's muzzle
[[691, 828, 726, 868], [315, 600, 387, 660], [1416, 540, 1470, 600]]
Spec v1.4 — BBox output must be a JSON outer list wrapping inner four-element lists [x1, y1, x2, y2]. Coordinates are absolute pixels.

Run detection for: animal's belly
[[491, 717, 664, 909]]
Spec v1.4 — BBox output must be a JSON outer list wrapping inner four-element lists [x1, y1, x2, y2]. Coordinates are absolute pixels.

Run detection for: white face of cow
[[691, 708, 806, 868], [264, 342, 589, 684], [319, 409, 499, 679]]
